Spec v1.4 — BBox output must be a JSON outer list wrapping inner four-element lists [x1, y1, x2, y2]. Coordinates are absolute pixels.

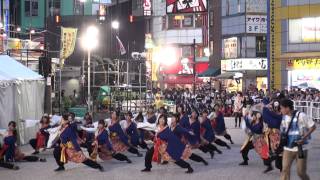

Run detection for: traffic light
[[129, 15, 134, 23], [55, 15, 60, 23]]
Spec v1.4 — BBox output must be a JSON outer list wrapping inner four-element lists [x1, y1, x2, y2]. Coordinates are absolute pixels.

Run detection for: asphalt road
[[1, 118, 319, 180]]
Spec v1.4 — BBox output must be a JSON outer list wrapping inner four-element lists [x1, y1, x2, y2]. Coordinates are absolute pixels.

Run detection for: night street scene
[[0, 0, 319, 180]]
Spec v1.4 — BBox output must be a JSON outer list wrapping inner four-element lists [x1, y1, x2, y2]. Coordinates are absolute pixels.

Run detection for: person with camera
[[279, 99, 316, 180]]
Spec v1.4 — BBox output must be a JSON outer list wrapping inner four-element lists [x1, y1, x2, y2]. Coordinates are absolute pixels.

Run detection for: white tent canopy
[[0, 55, 45, 144]]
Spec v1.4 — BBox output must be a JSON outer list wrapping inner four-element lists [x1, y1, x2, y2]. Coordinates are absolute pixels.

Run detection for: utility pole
[[43, 0, 52, 114], [193, 38, 196, 95]]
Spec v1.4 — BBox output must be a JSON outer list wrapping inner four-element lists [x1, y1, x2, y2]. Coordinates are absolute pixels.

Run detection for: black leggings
[[235, 113, 242, 127], [22, 156, 40, 162], [199, 143, 221, 153], [0, 161, 15, 169], [128, 147, 140, 155], [144, 146, 191, 170], [224, 133, 232, 141], [29, 139, 37, 150], [112, 153, 130, 162], [241, 141, 254, 161], [138, 141, 149, 150], [241, 141, 271, 167], [214, 138, 229, 148], [53, 146, 101, 169], [189, 153, 206, 163]]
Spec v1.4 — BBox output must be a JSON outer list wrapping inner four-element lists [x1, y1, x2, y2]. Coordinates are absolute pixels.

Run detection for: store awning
[[198, 68, 221, 77], [215, 72, 236, 79]]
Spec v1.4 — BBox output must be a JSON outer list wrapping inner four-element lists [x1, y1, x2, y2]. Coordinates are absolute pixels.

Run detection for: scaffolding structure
[[83, 56, 148, 113]]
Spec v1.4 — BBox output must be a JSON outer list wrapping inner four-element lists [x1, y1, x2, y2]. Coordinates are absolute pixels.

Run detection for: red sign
[[161, 59, 208, 75]]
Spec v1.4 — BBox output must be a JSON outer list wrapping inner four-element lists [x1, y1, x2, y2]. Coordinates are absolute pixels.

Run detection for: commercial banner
[[166, 0, 207, 14], [246, 15, 267, 34], [60, 27, 78, 64], [287, 58, 320, 70]]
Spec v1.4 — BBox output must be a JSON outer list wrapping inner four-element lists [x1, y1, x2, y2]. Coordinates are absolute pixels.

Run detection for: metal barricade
[[294, 101, 320, 123]]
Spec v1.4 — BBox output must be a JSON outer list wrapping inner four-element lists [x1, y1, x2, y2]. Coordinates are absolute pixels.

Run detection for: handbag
[[276, 110, 299, 154]]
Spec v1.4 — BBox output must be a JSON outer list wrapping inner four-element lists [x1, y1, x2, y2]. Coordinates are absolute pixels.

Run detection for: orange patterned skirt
[[98, 145, 113, 161], [252, 135, 269, 160], [153, 140, 192, 163], [60, 142, 86, 163], [110, 136, 129, 153]]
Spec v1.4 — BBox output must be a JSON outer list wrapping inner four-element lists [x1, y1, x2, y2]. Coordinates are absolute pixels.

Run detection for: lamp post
[[82, 26, 99, 112]]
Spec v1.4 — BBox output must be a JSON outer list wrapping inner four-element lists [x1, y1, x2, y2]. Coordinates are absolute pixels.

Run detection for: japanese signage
[[144, 0, 152, 16], [166, 0, 207, 14], [287, 59, 320, 70], [60, 27, 78, 65], [269, 0, 276, 90], [246, 0, 267, 13], [246, 15, 267, 33], [223, 37, 238, 59], [223, 58, 268, 71]]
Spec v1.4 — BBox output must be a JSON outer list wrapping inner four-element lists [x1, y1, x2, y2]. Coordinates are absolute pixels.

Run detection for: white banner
[[224, 58, 268, 71]]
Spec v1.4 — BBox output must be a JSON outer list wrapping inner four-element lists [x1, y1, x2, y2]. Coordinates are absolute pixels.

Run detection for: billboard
[[166, 0, 207, 14]]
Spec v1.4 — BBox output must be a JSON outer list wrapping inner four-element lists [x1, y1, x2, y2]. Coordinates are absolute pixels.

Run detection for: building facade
[[268, 0, 320, 90], [150, 0, 210, 88], [220, 0, 268, 92]]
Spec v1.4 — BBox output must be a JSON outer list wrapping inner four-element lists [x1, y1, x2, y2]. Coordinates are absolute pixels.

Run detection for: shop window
[[49, 0, 61, 16], [182, 15, 193, 28], [181, 46, 192, 57], [289, 17, 320, 43], [256, 36, 267, 57], [195, 14, 203, 27], [162, 16, 167, 30], [74, 0, 84, 15], [168, 15, 181, 29], [25, 0, 38, 17]]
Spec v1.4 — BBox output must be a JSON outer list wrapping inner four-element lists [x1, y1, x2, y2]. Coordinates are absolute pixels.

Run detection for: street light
[[16, 27, 21, 32], [81, 25, 99, 112], [111, 20, 119, 29]]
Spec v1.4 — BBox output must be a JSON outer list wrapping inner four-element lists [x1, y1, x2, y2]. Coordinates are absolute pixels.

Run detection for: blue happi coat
[[171, 124, 197, 145], [214, 112, 226, 134], [201, 118, 215, 143], [244, 117, 263, 134], [108, 122, 130, 146], [96, 129, 113, 150], [125, 122, 140, 146], [157, 127, 185, 161], [60, 123, 81, 151], [3, 135, 16, 161], [262, 107, 282, 129]]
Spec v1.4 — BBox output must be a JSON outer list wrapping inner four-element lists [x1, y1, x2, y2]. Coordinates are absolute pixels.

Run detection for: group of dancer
[[0, 102, 235, 174], [238, 96, 284, 173]]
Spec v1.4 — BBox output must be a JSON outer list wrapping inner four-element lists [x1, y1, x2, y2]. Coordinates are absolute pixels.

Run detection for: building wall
[[19, 0, 96, 30], [20, 0, 45, 29], [269, 0, 320, 90]]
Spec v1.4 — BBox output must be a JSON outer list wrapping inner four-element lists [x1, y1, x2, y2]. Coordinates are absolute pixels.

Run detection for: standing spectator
[[279, 99, 316, 180], [234, 92, 244, 128]]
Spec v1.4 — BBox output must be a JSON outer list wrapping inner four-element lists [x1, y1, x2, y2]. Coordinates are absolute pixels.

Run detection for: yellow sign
[[288, 59, 320, 70], [7, 38, 22, 50], [60, 27, 78, 65]]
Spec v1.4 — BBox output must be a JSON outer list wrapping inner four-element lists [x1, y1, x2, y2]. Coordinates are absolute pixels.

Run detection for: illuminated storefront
[[268, 1, 320, 90], [220, 58, 268, 92], [287, 59, 320, 90]]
